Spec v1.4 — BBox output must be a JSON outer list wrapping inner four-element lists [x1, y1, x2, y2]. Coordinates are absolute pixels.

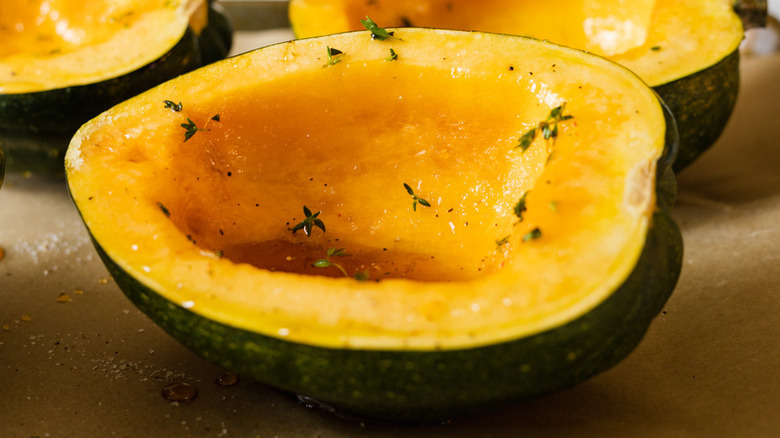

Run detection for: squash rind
[[655, 49, 739, 172], [198, 1, 234, 65], [88, 166, 681, 422]]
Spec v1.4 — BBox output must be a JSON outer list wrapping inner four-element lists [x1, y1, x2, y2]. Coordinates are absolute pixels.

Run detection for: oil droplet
[[296, 394, 336, 413], [162, 382, 198, 402], [56, 293, 72, 303], [215, 372, 239, 387]]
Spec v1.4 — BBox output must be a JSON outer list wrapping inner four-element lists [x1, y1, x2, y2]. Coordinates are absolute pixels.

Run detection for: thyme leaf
[[517, 129, 537, 152], [361, 16, 395, 40], [181, 118, 210, 142], [323, 46, 345, 67], [385, 48, 398, 62], [513, 193, 528, 222], [354, 270, 370, 281], [163, 100, 182, 112], [516, 103, 574, 151], [327, 247, 349, 257], [522, 227, 542, 242], [314, 247, 350, 277], [291, 206, 326, 237], [157, 202, 170, 217], [313, 247, 372, 281], [403, 183, 431, 211]]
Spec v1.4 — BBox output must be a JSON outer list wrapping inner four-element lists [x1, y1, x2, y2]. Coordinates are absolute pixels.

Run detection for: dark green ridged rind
[[734, 0, 768, 29], [654, 48, 739, 172], [89, 181, 681, 423], [82, 155, 682, 423], [0, 4, 234, 175], [199, 0, 234, 65]]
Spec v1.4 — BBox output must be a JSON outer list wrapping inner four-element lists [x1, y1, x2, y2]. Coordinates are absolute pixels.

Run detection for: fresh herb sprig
[[323, 46, 345, 67], [403, 183, 431, 211], [163, 100, 183, 112], [313, 247, 350, 277], [523, 227, 542, 242], [385, 48, 398, 62], [291, 206, 326, 237], [513, 193, 528, 222], [167, 100, 219, 142], [353, 270, 370, 281], [157, 202, 171, 217], [517, 104, 574, 151], [361, 16, 396, 40], [181, 118, 209, 142], [314, 248, 371, 281]]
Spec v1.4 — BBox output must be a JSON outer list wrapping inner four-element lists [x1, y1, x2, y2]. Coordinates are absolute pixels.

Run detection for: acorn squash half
[[289, 0, 764, 171], [0, 0, 233, 174], [66, 29, 683, 422]]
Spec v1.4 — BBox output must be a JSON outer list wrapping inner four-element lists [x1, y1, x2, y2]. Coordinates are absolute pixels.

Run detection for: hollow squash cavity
[[155, 63, 556, 282]]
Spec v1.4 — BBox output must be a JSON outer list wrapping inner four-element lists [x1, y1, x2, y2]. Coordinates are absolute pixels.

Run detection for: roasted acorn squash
[[66, 28, 683, 421], [0, 0, 233, 173], [289, 0, 763, 171]]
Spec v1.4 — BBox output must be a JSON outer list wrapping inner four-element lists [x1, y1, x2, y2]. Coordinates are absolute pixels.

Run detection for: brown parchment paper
[[1, 25, 778, 438]]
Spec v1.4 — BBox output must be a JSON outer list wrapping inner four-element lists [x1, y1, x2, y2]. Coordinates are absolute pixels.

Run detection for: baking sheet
[[1, 3, 779, 437]]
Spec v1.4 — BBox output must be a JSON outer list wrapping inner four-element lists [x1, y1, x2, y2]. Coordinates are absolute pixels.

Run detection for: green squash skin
[[0, 147, 4, 189], [82, 158, 682, 422], [199, 1, 234, 65], [655, 49, 739, 172], [0, 5, 234, 175]]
